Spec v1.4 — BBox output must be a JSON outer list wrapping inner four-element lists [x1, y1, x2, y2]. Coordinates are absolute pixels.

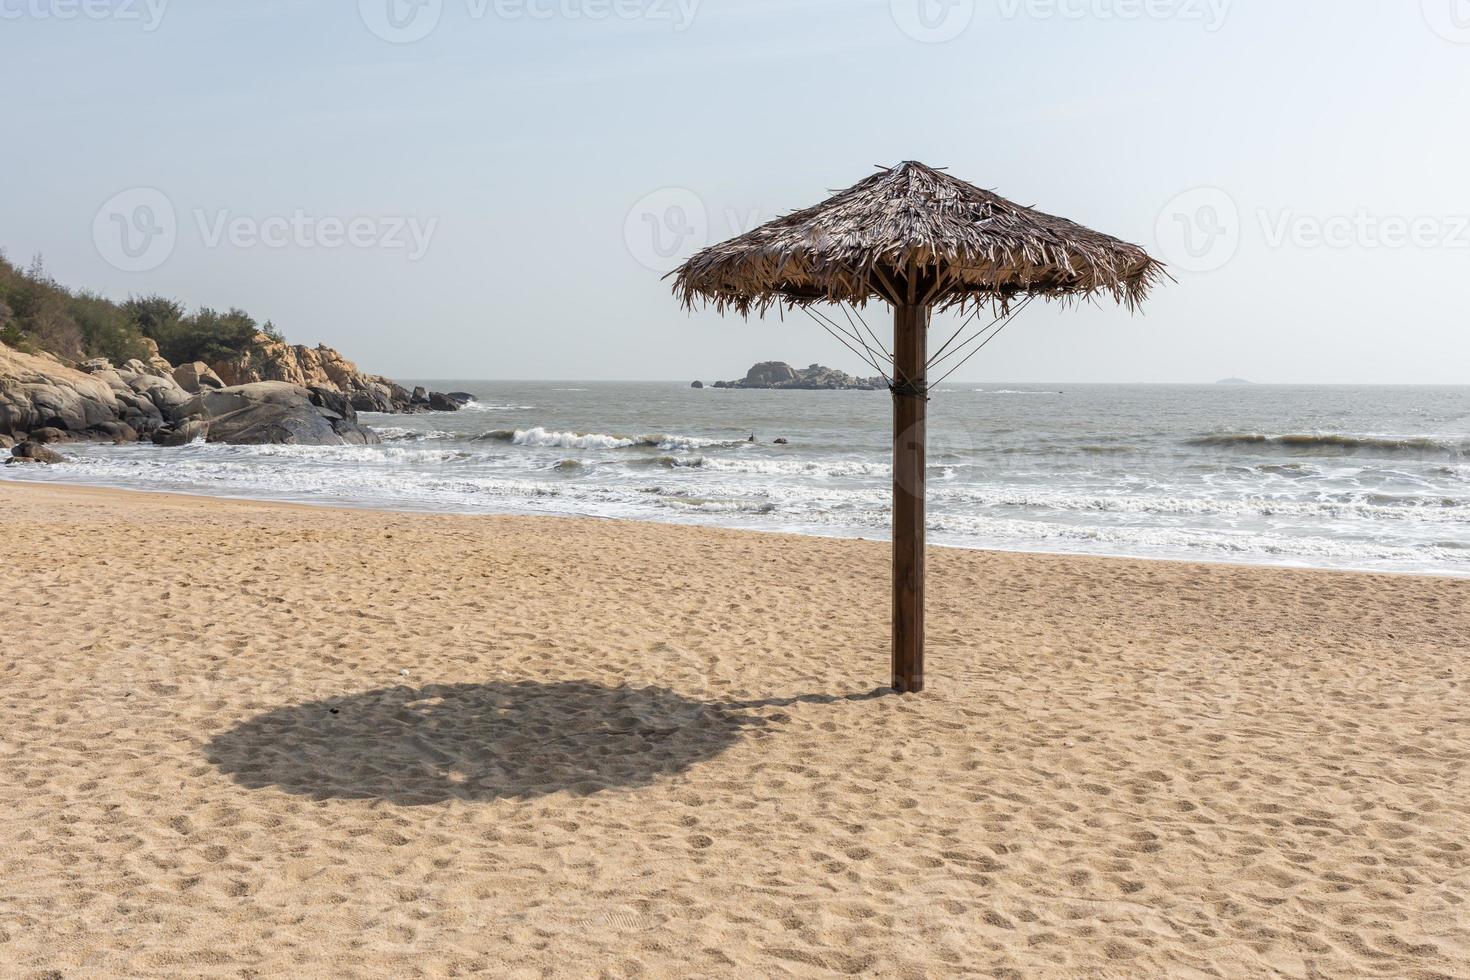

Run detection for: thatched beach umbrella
[[672, 161, 1164, 693]]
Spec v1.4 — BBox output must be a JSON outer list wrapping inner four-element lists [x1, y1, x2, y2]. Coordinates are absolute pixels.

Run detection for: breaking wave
[[1190, 433, 1467, 456], [625, 455, 705, 470], [654, 494, 778, 514], [477, 427, 733, 451], [930, 486, 1470, 523], [699, 456, 887, 478], [377, 427, 455, 442], [458, 402, 535, 412]]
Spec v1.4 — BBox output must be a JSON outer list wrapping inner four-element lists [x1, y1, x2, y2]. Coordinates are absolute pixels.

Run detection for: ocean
[[5, 382, 1467, 576]]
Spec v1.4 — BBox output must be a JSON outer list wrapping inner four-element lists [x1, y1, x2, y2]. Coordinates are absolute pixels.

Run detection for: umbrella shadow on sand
[[204, 680, 883, 806]]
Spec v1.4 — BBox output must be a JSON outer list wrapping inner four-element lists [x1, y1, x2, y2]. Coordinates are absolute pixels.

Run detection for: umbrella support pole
[[891, 303, 928, 694]]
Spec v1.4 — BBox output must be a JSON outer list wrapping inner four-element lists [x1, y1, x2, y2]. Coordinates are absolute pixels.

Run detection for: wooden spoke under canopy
[[670, 161, 1165, 693]]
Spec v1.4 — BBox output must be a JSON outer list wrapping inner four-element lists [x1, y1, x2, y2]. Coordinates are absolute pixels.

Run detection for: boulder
[[446, 392, 476, 405], [743, 361, 799, 387], [691, 381, 704, 389], [350, 382, 396, 414], [411, 386, 429, 405], [151, 419, 209, 447], [141, 337, 174, 377], [8, 441, 65, 464], [307, 385, 355, 419], [172, 361, 225, 394], [427, 391, 459, 412], [180, 382, 380, 446], [89, 419, 138, 443], [382, 380, 418, 411], [28, 426, 72, 444]]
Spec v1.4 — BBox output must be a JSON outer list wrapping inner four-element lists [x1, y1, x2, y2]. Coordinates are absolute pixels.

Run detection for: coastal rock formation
[[712, 361, 885, 391], [0, 343, 132, 437], [1, 338, 448, 447], [209, 334, 459, 415], [181, 382, 380, 447], [78, 357, 195, 434]]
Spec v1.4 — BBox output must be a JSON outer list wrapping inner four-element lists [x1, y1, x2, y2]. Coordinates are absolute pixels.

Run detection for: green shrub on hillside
[[0, 251, 287, 367], [72, 291, 150, 364], [0, 255, 85, 358]]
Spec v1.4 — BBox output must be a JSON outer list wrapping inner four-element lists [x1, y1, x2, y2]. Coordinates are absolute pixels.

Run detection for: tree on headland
[[120, 294, 185, 339], [165, 307, 263, 366], [0, 251, 289, 367]]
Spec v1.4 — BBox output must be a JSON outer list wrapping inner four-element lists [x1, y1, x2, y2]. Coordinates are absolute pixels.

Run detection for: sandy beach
[[1, 479, 1466, 978]]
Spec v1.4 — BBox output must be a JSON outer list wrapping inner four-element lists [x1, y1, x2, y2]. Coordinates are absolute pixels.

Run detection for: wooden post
[[891, 303, 928, 693]]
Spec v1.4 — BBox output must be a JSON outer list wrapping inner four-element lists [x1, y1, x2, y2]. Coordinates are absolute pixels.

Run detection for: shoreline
[[4, 475, 1465, 582], [7, 375, 1462, 581]]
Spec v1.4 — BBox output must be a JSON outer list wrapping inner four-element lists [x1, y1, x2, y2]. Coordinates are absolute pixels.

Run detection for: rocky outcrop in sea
[[710, 362, 885, 391], [0, 337, 466, 455]]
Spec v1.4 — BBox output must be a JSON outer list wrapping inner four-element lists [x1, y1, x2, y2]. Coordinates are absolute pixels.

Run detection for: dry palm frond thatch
[[671, 161, 1166, 316]]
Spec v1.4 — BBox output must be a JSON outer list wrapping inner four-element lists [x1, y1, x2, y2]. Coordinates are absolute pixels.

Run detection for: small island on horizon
[[1216, 377, 1255, 385], [694, 361, 886, 391]]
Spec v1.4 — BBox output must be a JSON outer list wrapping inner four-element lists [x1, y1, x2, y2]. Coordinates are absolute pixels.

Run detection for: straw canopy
[[672, 161, 1166, 316]]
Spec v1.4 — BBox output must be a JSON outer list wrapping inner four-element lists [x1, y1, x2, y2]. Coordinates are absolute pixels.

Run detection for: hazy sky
[[3, 0, 1467, 383]]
